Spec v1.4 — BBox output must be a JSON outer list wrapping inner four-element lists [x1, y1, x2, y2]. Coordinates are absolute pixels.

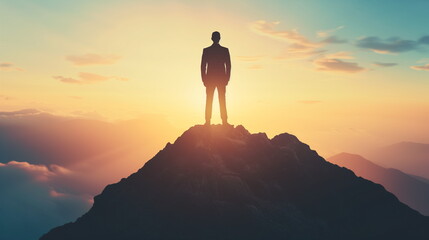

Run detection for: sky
[[1, 1, 429, 238], [2, 0, 429, 155]]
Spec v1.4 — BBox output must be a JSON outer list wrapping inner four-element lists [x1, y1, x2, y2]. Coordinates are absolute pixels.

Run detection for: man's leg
[[217, 84, 228, 124], [205, 85, 215, 125]]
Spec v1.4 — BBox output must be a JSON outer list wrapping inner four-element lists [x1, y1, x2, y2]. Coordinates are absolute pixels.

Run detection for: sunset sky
[[2, 0, 429, 155], [2, 1, 429, 239]]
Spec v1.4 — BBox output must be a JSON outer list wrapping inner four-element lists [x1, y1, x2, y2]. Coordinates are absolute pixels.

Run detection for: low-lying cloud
[[66, 54, 121, 66], [0, 161, 91, 240], [0, 109, 177, 239]]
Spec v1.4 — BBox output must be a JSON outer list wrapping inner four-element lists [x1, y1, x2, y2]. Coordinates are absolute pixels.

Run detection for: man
[[201, 31, 231, 126]]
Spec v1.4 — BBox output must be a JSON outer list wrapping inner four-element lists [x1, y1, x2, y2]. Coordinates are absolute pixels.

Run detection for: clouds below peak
[[65, 54, 121, 66], [1, 161, 71, 182], [0, 160, 91, 240], [54, 72, 129, 84]]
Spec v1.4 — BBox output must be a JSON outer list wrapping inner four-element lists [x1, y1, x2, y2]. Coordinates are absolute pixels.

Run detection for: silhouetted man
[[201, 31, 231, 126]]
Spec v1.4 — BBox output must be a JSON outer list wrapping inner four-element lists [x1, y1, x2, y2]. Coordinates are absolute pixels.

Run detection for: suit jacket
[[201, 44, 231, 85]]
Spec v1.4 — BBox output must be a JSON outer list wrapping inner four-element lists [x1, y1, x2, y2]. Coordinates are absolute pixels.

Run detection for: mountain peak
[[329, 152, 370, 162], [41, 125, 429, 240]]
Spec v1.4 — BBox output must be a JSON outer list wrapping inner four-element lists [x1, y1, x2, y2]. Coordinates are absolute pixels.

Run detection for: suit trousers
[[205, 84, 227, 122]]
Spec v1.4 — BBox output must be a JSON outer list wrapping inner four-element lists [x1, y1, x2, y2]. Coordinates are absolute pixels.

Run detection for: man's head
[[211, 31, 221, 44]]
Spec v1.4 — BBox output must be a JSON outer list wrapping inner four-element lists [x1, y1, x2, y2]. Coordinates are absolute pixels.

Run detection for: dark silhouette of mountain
[[328, 153, 429, 216], [40, 125, 429, 240], [364, 141, 429, 179]]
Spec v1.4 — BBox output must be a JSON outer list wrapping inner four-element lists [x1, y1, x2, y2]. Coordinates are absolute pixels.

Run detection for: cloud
[[0, 161, 91, 240], [53, 76, 82, 84], [298, 100, 322, 104], [54, 72, 129, 84], [279, 43, 326, 59], [1, 161, 71, 181], [315, 59, 364, 73], [250, 21, 349, 60], [250, 20, 319, 45], [0, 62, 23, 71], [248, 64, 263, 69], [65, 54, 121, 66], [250, 20, 324, 59], [417, 58, 429, 63], [313, 52, 365, 73], [355, 36, 429, 54], [317, 26, 347, 44], [317, 26, 344, 38], [321, 36, 348, 44], [410, 64, 429, 71], [372, 62, 398, 67], [0, 109, 179, 239], [0, 108, 40, 117], [419, 36, 429, 44], [324, 51, 355, 59]]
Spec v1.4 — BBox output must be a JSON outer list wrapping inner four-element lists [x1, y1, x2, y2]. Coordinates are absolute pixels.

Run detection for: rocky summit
[[41, 125, 429, 240]]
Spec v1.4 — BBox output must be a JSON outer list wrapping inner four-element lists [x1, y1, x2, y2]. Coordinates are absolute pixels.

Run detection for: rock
[[40, 125, 429, 240]]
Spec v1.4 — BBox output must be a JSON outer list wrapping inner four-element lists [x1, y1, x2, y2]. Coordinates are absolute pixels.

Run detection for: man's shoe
[[222, 121, 232, 127], [205, 121, 211, 126]]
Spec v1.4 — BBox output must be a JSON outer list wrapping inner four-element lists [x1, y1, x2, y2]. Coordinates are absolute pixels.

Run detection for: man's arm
[[201, 49, 207, 83], [225, 49, 231, 82]]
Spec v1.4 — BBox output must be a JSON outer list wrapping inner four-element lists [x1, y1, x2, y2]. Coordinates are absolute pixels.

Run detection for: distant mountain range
[[364, 141, 429, 179], [328, 153, 429, 216], [41, 125, 429, 240]]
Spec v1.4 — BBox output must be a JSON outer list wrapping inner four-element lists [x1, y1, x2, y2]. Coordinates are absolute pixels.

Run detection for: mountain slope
[[328, 152, 429, 216], [41, 125, 429, 240]]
